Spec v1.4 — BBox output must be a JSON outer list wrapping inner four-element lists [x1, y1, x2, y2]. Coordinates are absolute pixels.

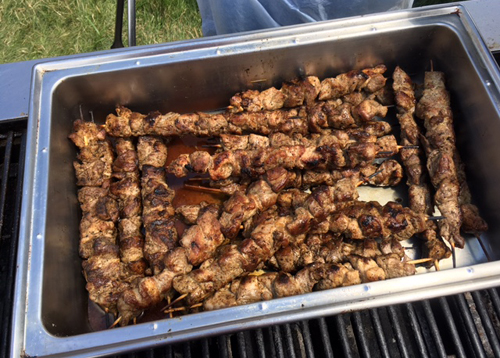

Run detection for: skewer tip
[[109, 316, 122, 329], [407, 257, 433, 265], [397, 145, 419, 150], [434, 260, 440, 271], [184, 184, 226, 195], [161, 293, 188, 311]]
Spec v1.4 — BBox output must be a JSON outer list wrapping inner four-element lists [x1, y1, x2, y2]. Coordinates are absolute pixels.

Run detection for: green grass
[[0, 0, 457, 64], [0, 0, 202, 64]]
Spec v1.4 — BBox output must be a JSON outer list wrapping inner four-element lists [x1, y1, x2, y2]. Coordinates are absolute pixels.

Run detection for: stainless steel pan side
[[12, 5, 500, 357]]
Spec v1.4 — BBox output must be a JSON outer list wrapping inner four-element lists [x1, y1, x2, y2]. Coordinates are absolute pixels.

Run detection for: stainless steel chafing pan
[[11, 5, 500, 357]]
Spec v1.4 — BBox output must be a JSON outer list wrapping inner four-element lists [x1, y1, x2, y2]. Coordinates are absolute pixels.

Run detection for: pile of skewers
[[69, 64, 488, 327]]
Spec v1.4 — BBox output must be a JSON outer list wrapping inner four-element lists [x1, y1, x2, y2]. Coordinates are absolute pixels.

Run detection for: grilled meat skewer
[[168, 135, 400, 180], [217, 125, 391, 152], [173, 200, 428, 305], [416, 71, 463, 248], [70, 121, 131, 315], [69, 120, 113, 187], [415, 72, 488, 237], [393, 67, 451, 263], [416, 71, 487, 248], [117, 201, 226, 325], [204, 252, 414, 311], [270, 235, 405, 273], [111, 138, 147, 275], [105, 94, 388, 139], [229, 65, 387, 113], [137, 136, 178, 274], [204, 159, 403, 195]]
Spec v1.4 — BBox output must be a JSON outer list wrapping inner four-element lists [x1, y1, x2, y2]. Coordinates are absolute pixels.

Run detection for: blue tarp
[[197, 0, 414, 36]]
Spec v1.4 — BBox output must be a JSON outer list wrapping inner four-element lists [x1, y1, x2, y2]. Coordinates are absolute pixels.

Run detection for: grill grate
[[0, 123, 26, 358], [1, 122, 500, 357], [123, 291, 500, 358]]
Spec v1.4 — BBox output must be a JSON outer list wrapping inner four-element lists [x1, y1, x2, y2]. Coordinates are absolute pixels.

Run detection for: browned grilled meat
[[173, 198, 424, 306], [69, 120, 113, 187], [318, 65, 388, 101], [415, 71, 485, 248], [117, 247, 192, 325], [306, 98, 388, 132], [117, 202, 225, 325], [106, 82, 389, 139], [229, 76, 320, 113], [204, 251, 414, 311], [271, 235, 404, 273], [393, 66, 451, 262], [219, 125, 391, 152], [105, 106, 308, 138], [176, 202, 212, 225], [138, 136, 178, 274], [71, 121, 133, 315], [207, 159, 402, 194], [328, 201, 427, 241], [228, 65, 386, 114], [173, 182, 354, 305], [167, 135, 399, 180], [203, 261, 360, 311], [180, 204, 225, 266], [111, 138, 147, 275], [219, 180, 278, 239]]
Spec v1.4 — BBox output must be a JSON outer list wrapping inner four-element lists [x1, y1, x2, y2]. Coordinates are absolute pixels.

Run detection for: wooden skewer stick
[[165, 307, 185, 314], [161, 293, 188, 311], [164, 306, 187, 314], [184, 184, 227, 194], [167, 296, 173, 319], [109, 316, 122, 329], [397, 145, 419, 150], [202, 144, 222, 148], [133, 317, 137, 325], [407, 258, 433, 265], [434, 260, 440, 271], [164, 302, 203, 315]]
